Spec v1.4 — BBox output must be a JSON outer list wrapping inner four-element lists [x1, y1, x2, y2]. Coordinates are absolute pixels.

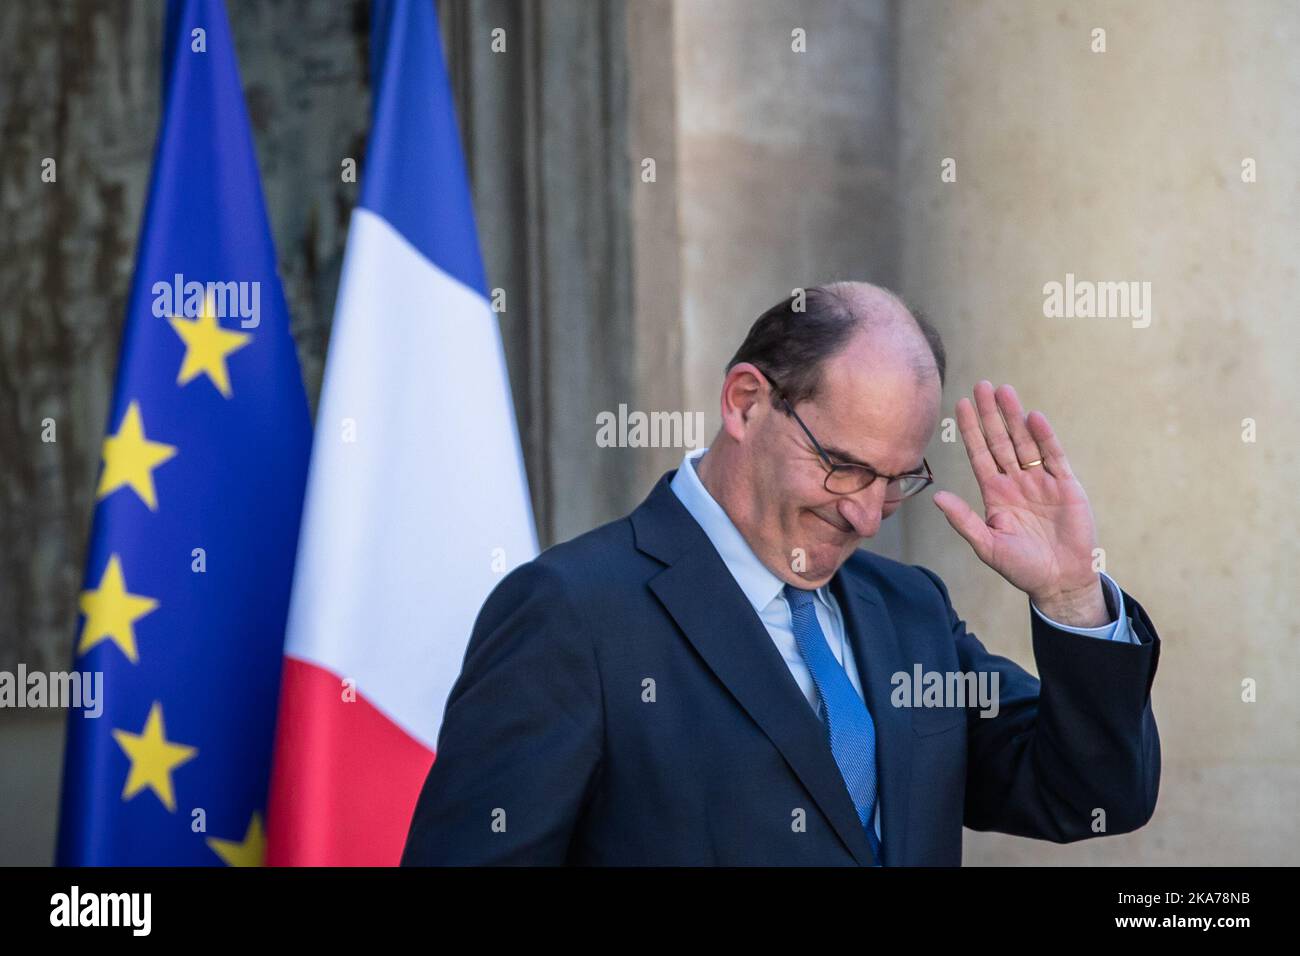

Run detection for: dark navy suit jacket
[[401, 470, 1161, 865]]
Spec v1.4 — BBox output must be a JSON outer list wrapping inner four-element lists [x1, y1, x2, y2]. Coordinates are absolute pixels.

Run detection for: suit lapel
[[632, 475, 878, 866], [832, 568, 915, 867]]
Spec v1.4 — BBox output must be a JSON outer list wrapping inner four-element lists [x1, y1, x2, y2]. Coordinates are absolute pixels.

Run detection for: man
[[401, 281, 1160, 866]]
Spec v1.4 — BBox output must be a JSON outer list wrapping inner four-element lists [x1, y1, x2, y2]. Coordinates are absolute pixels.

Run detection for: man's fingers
[[973, 380, 1020, 474], [933, 490, 993, 562], [994, 384, 1044, 469], [1026, 411, 1073, 479], [955, 396, 998, 483]]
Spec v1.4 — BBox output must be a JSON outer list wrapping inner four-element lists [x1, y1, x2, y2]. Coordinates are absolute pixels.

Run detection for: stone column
[[657, 0, 903, 553]]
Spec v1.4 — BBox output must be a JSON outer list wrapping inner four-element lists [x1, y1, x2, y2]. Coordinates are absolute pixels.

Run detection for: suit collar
[[629, 469, 701, 566]]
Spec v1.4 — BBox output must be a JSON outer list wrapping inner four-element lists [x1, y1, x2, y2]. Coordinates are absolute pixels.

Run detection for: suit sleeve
[[400, 560, 604, 865], [917, 566, 1161, 842], [1030, 572, 1140, 643]]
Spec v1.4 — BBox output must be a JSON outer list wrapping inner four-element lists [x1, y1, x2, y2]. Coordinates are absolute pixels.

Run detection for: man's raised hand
[[932, 380, 1109, 627]]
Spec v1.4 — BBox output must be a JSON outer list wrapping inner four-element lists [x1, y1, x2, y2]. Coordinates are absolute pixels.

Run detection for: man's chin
[[789, 514, 860, 580]]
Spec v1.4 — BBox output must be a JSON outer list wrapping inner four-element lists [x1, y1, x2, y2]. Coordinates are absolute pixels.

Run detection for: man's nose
[[836, 479, 888, 537]]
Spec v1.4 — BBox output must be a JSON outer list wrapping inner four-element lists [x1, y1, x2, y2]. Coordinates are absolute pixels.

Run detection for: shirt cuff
[[1030, 572, 1137, 643]]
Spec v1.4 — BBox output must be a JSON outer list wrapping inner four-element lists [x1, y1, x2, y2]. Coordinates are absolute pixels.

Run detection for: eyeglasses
[[761, 371, 934, 501]]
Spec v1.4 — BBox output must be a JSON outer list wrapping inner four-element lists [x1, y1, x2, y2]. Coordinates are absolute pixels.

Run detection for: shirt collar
[[669, 447, 833, 614]]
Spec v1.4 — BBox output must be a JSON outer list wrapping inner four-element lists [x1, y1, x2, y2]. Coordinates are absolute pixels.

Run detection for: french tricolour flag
[[266, 0, 537, 866]]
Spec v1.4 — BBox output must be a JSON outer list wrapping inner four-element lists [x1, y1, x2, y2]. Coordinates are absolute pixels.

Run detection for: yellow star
[[207, 812, 266, 867], [167, 293, 253, 397], [77, 554, 159, 663], [112, 702, 197, 812], [97, 400, 177, 511]]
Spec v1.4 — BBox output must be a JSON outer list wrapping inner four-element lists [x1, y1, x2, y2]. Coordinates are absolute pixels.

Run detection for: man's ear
[[719, 362, 767, 441]]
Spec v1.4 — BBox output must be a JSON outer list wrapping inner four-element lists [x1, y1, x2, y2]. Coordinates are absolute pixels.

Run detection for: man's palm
[[933, 381, 1099, 602]]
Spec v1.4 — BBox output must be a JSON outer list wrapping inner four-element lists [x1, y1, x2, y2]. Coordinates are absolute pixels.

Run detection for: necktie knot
[[783, 583, 816, 610]]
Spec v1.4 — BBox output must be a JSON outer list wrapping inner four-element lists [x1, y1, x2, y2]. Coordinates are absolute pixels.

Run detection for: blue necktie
[[784, 584, 882, 863]]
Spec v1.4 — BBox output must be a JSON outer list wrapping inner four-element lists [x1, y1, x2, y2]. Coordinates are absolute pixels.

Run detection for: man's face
[[738, 332, 942, 587]]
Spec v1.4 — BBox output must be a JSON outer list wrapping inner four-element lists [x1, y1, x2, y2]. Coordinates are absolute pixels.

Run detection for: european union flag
[[56, 0, 311, 865]]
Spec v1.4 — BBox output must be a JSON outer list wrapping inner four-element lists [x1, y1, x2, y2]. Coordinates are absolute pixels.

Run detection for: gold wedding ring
[[1019, 458, 1043, 468]]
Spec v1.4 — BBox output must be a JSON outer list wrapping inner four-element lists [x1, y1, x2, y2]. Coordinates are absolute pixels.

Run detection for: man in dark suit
[[401, 281, 1160, 866]]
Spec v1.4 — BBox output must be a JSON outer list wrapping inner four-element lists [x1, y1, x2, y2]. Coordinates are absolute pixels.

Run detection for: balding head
[[725, 281, 945, 409], [824, 280, 945, 383]]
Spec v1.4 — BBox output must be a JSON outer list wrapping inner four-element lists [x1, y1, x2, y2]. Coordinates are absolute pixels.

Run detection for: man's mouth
[[812, 509, 855, 535]]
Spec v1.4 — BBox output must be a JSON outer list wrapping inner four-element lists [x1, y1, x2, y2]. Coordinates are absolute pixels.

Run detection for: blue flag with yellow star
[[55, 0, 311, 865]]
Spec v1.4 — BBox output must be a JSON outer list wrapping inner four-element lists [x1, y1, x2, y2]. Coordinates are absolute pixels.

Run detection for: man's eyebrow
[[821, 444, 876, 470]]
